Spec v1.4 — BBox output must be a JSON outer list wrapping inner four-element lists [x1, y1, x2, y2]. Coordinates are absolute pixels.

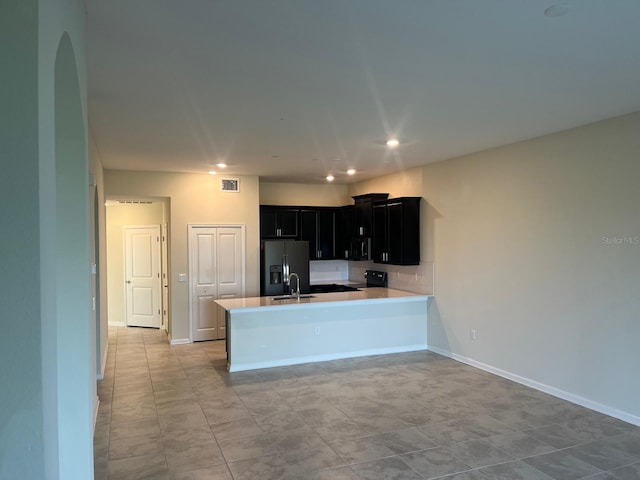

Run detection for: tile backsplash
[[310, 259, 434, 294], [309, 260, 350, 283], [349, 261, 434, 295]]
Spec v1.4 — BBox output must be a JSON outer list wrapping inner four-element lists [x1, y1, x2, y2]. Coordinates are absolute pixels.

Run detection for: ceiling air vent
[[221, 178, 240, 192]]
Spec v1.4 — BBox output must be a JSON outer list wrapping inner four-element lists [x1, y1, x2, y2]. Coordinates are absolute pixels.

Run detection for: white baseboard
[[96, 341, 109, 381], [229, 344, 427, 373], [169, 336, 191, 346], [108, 321, 125, 327], [428, 345, 640, 427]]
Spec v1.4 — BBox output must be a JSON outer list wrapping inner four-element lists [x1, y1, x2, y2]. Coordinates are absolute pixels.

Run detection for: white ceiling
[[87, 1, 640, 184]]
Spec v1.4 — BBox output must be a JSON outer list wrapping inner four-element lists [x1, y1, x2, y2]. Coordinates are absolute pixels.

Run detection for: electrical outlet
[[470, 329, 477, 340]]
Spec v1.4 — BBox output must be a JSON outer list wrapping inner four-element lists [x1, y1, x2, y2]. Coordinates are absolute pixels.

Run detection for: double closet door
[[188, 225, 245, 341]]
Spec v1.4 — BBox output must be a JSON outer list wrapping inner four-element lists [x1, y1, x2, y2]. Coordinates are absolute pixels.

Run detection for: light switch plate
[[178, 273, 187, 282]]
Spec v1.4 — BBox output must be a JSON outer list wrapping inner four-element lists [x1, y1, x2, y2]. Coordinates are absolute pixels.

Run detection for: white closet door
[[214, 227, 244, 339], [189, 225, 245, 342]]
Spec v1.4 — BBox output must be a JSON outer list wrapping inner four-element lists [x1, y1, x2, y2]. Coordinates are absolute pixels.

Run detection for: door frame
[[188, 224, 246, 342], [124, 224, 162, 328], [161, 223, 169, 332]]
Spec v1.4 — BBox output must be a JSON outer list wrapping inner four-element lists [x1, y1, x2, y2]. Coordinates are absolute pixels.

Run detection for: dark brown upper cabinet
[[372, 197, 421, 265], [260, 206, 299, 238], [300, 208, 337, 260], [335, 205, 354, 260], [352, 193, 389, 237]]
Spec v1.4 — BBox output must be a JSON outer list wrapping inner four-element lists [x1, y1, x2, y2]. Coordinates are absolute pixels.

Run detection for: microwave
[[351, 237, 371, 261]]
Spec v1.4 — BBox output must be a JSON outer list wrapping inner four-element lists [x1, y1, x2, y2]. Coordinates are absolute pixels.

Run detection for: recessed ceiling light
[[347, 169, 356, 175], [544, 4, 570, 17], [386, 139, 399, 148], [208, 170, 217, 175], [216, 163, 227, 168], [326, 174, 335, 182]]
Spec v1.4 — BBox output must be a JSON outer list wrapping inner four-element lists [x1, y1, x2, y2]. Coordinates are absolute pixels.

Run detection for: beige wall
[[89, 135, 109, 378], [104, 170, 260, 341], [105, 201, 165, 326], [423, 112, 640, 422], [348, 166, 423, 198], [260, 181, 350, 206]]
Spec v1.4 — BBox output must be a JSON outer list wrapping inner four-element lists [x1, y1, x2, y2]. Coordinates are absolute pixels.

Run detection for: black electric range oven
[[364, 269, 388, 288]]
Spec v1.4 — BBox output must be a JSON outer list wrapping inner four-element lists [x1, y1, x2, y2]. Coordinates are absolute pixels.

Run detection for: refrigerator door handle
[[283, 254, 289, 285]]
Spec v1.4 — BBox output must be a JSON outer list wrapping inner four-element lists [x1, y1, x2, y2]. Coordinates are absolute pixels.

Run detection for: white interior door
[[190, 228, 218, 341], [215, 227, 244, 339], [125, 225, 162, 328], [189, 225, 245, 342]]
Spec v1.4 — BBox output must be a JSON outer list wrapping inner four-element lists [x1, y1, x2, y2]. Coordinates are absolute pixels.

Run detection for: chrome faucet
[[288, 272, 300, 299]]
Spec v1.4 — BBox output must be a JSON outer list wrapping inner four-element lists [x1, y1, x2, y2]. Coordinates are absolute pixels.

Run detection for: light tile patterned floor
[[95, 327, 640, 480]]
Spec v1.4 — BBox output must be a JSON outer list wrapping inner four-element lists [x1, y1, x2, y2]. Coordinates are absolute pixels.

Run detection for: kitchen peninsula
[[215, 288, 430, 372]]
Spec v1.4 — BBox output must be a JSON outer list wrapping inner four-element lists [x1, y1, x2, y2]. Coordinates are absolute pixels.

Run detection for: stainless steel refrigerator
[[261, 240, 310, 296]]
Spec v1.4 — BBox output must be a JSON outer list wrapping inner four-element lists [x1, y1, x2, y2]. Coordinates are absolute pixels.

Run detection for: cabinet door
[[260, 207, 299, 238], [317, 210, 335, 259], [336, 205, 354, 259], [400, 198, 421, 265], [300, 210, 319, 259], [277, 208, 299, 237], [386, 201, 404, 264], [354, 198, 373, 236], [301, 209, 336, 260], [372, 203, 387, 263], [260, 207, 279, 238], [372, 198, 420, 265]]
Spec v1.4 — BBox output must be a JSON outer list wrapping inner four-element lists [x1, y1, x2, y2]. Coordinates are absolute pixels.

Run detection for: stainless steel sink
[[271, 294, 315, 301]]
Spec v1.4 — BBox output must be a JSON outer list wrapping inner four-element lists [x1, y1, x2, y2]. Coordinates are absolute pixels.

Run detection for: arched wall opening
[[53, 32, 94, 478]]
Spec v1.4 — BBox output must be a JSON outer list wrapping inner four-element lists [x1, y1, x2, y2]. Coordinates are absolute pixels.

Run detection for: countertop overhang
[[215, 287, 430, 313]]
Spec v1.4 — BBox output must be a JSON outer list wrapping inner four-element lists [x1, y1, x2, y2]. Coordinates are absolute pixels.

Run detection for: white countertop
[[215, 287, 430, 313]]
